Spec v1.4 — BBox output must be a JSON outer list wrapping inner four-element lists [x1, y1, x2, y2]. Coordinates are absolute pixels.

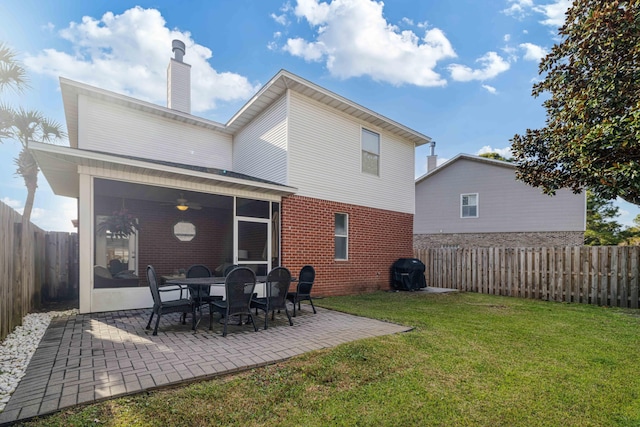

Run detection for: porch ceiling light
[[176, 203, 189, 211]]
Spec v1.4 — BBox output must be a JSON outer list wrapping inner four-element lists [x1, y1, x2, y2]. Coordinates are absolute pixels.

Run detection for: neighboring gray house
[[414, 153, 586, 248]]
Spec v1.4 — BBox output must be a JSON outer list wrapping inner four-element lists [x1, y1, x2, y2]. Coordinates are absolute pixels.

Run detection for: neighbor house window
[[361, 128, 380, 176], [335, 213, 348, 260], [461, 193, 478, 218]]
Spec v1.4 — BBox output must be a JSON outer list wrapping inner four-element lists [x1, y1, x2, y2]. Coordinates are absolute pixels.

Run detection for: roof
[[60, 77, 232, 149], [29, 142, 297, 199], [415, 153, 515, 184], [60, 69, 432, 148], [226, 69, 432, 146], [52, 68, 431, 199]]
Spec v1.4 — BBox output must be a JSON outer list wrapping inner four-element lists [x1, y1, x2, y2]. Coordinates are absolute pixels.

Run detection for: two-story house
[[414, 152, 586, 248], [31, 40, 431, 313]]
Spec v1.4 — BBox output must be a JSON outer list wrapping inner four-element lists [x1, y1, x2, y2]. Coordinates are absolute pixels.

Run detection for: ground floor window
[[335, 213, 348, 260]]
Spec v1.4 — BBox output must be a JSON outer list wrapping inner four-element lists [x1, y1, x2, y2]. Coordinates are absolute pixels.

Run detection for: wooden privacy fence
[[414, 246, 640, 309], [0, 200, 78, 341]]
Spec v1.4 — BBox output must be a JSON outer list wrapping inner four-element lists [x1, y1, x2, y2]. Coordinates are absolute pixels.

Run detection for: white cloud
[[502, 0, 534, 18], [534, 0, 571, 27], [24, 7, 260, 114], [401, 17, 414, 26], [614, 198, 640, 228], [504, 0, 570, 28], [271, 13, 289, 25], [519, 42, 548, 61], [448, 51, 510, 82], [504, 34, 511, 42], [482, 84, 497, 94], [417, 156, 449, 178], [1, 197, 22, 210], [285, 38, 326, 61], [477, 145, 513, 158], [31, 198, 78, 233], [501, 44, 519, 62], [282, 0, 457, 87]]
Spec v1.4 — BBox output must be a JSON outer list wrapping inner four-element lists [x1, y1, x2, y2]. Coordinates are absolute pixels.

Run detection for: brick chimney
[[167, 39, 191, 114]]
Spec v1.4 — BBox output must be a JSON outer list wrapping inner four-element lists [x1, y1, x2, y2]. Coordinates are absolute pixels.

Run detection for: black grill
[[391, 258, 427, 291]]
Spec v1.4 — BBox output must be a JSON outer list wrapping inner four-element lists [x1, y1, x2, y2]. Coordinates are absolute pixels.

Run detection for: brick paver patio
[[0, 305, 411, 425]]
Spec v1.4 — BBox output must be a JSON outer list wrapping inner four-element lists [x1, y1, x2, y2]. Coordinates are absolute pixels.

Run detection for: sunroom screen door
[[235, 218, 269, 276]]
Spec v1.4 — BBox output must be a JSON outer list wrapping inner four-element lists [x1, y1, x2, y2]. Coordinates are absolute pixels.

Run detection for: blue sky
[[1, 0, 638, 232]]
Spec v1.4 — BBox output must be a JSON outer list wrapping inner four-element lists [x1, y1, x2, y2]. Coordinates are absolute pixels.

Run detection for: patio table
[[164, 276, 269, 329]]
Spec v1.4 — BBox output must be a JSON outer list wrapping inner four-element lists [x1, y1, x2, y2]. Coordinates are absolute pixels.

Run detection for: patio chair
[[184, 264, 222, 322], [251, 267, 293, 330], [209, 267, 258, 336], [287, 265, 317, 317], [223, 264, 239, 276], [146, 265, 196, 336]]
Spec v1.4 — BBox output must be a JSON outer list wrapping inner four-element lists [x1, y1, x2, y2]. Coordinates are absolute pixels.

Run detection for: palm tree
[[0, 41, 29, 93], [1, 42, 66, 222], [1, 42, 65, 315]]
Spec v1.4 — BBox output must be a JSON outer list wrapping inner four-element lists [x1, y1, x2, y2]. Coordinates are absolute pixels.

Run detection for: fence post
[[631, 247, 638, 309]]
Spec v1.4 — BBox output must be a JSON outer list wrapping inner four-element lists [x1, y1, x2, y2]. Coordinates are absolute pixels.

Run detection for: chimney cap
[[172, 39, 186, 62]]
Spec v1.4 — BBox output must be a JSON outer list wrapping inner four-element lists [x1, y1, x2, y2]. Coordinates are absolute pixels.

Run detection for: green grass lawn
[[18, 292, 640, 427]]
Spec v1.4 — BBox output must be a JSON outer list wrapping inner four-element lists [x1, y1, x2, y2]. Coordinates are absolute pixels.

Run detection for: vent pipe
[[172, 39, 186, 62]]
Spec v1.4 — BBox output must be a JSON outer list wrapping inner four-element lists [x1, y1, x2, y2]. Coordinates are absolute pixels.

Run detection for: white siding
[[78, 96, 232, 170], [414, 158, 586, 233], [233, 95, 288, 184], [288, 91, 415, 214], [167, 59, 191, 114]]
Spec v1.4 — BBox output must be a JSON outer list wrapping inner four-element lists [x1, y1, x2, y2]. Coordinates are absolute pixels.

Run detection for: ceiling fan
[[163, 194, 202, 211]]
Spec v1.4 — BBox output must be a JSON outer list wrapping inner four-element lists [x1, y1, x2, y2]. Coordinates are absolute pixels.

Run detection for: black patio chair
[[287, 265, 317, 317], [223, 264, 239, 276], [146, 265, 196, 336], [209, 267, 258, 336], [184, 264, 222, 323], [251, 267, 293, 330]]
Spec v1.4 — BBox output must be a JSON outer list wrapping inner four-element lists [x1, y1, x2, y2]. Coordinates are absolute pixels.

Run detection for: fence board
[[0, 201, 78, 341], [610, 247, 618, 307], [414, 246, 640, 310]]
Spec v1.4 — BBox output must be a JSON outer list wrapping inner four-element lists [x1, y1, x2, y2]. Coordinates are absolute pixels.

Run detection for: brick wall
[[96, 196, 233, 286], [281, 195, 413, 297], [413, 231, 585, 249]]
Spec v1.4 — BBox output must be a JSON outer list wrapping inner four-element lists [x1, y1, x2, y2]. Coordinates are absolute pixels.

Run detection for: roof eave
[[29, 142, 297, 199]]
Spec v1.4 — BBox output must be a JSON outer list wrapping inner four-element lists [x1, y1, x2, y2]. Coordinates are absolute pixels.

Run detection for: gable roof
[[415, 153, 515, 184], [60, 69, 432, 149], [60, 77, 233, 149], [226, 69, 432, 146]]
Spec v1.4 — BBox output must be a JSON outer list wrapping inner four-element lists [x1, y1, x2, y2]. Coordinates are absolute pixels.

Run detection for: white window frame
[[335, 213, 349, 260], [460, 193, 479, 218], [361, 128, 380, 176]]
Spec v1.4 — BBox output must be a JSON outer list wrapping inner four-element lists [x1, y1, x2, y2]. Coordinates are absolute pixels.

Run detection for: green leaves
[[0, 42, 29, 94], [512, 0, 640, 206]]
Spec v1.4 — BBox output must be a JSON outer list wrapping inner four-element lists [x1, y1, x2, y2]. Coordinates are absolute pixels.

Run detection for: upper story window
[[461, 193, 478, 218], [335, 213, 348, 260], [361, 128, 380, 176]]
